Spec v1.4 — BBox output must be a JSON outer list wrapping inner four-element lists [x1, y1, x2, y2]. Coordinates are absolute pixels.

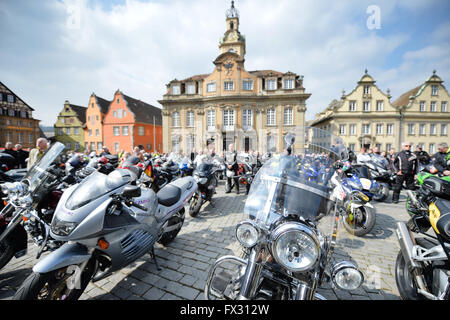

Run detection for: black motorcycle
[[189, 157, 220, 217], [395, 176, 450, 300], [205, 129, 364, 300], [361, 155, 392, 201], [0, 142, 68, 270]]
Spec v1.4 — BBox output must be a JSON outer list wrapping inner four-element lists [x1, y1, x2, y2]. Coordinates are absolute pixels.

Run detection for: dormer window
[[266, 79, 277, 90], [284, 79, 294, 90], [186, 83, 195, 95], [172, 85, 180, 95]]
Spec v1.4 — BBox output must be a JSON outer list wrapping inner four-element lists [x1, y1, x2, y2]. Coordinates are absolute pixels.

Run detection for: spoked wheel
[[158, 208, 185, 246], [342, 205, 376, 237], [189, 191, 203, 217], [13, 261, 95, 300]]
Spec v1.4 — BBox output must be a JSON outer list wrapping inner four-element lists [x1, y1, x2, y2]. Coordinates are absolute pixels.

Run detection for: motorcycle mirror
[[122, 185, 141, 198], [284, 133, 295, 147]]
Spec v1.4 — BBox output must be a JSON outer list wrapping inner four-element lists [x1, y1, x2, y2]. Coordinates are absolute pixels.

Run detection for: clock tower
[[219, 1, 246, 59]]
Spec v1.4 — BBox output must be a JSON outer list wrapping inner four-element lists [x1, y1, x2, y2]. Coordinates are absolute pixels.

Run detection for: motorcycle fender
[[351, 202, 374, 210], [0, 223, 27, 253], [33, 242, 91, 274]]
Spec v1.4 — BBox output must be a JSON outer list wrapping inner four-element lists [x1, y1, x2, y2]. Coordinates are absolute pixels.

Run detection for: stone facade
[[159, 2, 310, 154], [0, 81, 41, 149], [310, 71, 450, 154]]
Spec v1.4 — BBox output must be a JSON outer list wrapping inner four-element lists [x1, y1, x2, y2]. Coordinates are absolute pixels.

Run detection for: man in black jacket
[[392, 142, 418, 203], [414, 146, 431, 166], [431, 143, 450, 176], [2, 142, 18, 169], [15, 144, 29, 169]]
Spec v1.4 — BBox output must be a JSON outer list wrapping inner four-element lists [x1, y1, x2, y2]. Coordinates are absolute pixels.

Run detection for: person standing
[[392, 142, 418, 203], [27, 138, 48, 170], [387, 147, 397, 173], [225, 143, 239, 194], [414, 146, 431, 166], [15, 144, 29, 168], [430, 142, 450, 176], [2, 142, 18, 169], [356, 147, 371, 164]]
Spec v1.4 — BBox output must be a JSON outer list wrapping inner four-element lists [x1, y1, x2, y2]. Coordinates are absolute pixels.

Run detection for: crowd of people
[[351, 142, 449, 203]]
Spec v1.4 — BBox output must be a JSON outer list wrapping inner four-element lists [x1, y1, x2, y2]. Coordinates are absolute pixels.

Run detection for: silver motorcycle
[[205, 128, 364, 300], [13, 164, 197, 300]]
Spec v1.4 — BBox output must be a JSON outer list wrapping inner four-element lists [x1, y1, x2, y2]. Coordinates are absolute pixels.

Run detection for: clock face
[[223, 59, 234, 76]]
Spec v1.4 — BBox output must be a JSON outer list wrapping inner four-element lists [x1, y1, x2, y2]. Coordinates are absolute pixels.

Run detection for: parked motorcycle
[[329, 163, 376, 237], [189, 157, 220, 217], [0, 142, 68, 271], [395, 176, 450, 300], [13, 165, 197, 300], [363, 155, 393, 201], [204, 128, 364, 300]]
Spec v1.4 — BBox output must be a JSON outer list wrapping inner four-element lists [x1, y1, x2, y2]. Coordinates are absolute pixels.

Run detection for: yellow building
[[159, 1, 310, 154], [392, 71, 450, 154], [310, 70, 450, 154]]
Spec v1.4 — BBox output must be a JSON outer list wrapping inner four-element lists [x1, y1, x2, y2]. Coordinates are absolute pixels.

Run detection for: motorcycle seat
[[157, 184, 182, 207]]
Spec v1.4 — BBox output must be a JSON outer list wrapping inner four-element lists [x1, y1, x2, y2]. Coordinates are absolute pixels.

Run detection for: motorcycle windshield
[[24, 142, 66, 193], [244, 127, 347, 229], [66, 169, 133, 210]]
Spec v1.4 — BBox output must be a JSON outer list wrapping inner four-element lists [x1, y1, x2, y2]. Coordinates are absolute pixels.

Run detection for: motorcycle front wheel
[[189, 191, 203, 217], [13, 261, 95, 300], [342, 205, 376, 237]]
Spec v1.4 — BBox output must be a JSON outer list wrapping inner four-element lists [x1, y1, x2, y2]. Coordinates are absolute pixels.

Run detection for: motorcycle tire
[[158, 208, 185, 246], [342, 205, 376, 237], [13, 261, 95, 300], [0, 238, 15, 270], [394, 251, 424, 300], [189, 192, 203, 218], [373, 183, 389, 202]]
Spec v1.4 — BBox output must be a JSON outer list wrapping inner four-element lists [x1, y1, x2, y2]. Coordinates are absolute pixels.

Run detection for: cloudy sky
[[0, 0, 449, 126]]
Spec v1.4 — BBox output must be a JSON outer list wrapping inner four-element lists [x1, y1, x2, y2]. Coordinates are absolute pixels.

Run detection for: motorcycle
[[189, 157, 220, 217], [150, 160, 180, 193], [363, 155, 393, 202], [13, 164, 197, 300], [0, 142, 68, 271], [329, 164, 376, 237], [237, 154, 258, 195], [204, 128, 364, 300], [395, 175, 450, 300]]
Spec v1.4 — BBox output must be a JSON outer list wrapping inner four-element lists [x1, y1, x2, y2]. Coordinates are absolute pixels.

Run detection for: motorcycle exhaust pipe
[[396, 221, 436, 299], [396, 221, 421, 270]]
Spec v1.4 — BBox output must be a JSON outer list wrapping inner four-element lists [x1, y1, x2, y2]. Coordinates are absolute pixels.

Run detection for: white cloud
[[0, 0, 448, 126]]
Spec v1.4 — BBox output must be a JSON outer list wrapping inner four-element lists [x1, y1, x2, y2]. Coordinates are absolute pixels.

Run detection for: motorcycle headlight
[[51, 216, 79, 236], [235, 221, 259, 248], [1, 182, 27, 196], [271, 222, 320, 272], [331, 261, 364, 291], [195, 175, 207, 184]]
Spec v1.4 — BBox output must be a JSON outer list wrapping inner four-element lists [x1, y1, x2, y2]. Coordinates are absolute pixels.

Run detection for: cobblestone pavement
[[0, 180, 411, 300]]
